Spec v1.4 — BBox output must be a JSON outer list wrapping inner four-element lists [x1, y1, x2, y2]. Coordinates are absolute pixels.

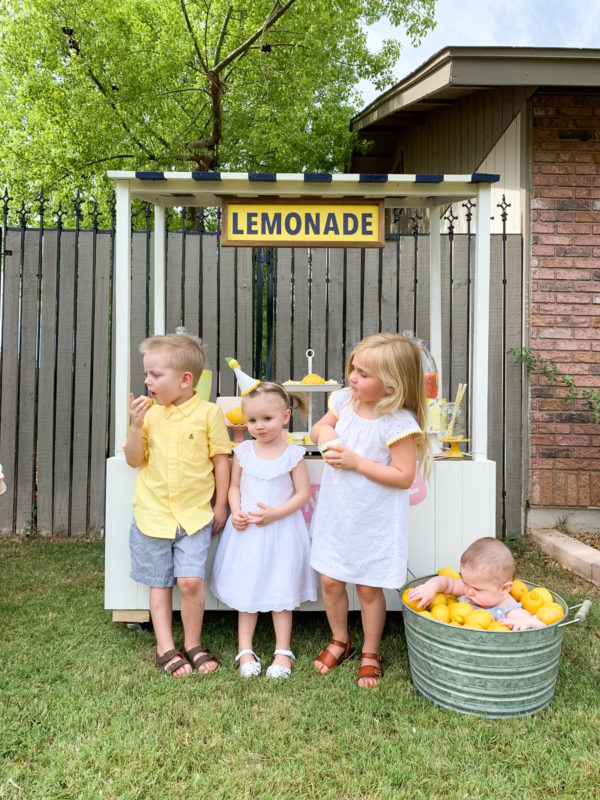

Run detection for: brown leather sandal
[[185, 645, 220, 673], [357, 652, 383, 688], [315, 638, 355, 672], [155, 649, 192, 677]]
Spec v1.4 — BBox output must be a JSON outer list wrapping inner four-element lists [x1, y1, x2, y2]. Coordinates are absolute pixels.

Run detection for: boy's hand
[[231, 510, 251, 531], [247, 503, 279, 527], [211, 503, 228, 535], [322, 443, 361, 472], [129, 393, 151, 429]]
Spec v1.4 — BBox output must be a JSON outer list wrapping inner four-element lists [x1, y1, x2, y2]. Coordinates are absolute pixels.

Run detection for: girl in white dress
[[211, 382, 317, 678], [310, 333, 432, 689]]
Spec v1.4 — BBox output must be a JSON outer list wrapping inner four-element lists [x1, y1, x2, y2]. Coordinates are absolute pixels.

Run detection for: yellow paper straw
[[446, 383, 467, 440]]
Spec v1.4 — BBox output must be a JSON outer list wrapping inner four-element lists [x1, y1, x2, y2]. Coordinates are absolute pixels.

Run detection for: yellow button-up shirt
[[132, 393, 231, 539]]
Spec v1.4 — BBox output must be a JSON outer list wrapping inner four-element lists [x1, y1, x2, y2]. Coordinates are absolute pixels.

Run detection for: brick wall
[[530, 93, 600, 507]]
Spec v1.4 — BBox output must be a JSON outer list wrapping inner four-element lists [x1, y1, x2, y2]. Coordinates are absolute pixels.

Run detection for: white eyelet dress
[[211, 440, 317, 612], [310, 388, 422, 589]]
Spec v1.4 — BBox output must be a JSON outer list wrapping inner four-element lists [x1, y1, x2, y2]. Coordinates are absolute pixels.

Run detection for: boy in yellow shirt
[[124, 334, 231, 677]]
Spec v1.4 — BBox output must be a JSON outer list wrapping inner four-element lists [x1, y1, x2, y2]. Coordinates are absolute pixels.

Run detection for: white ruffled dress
[[211, 440, 317, 613], [310, 388, 422, 589]]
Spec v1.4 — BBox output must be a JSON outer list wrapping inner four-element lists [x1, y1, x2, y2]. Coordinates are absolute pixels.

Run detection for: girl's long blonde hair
[[347, 332, 432, 479]]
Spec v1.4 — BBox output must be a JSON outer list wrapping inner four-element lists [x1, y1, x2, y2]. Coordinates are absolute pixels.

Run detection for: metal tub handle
[[557, 599, 592, 628]]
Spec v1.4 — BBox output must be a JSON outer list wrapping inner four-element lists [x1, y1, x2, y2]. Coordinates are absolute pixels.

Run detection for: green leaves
[[0, 0, 436, 210]]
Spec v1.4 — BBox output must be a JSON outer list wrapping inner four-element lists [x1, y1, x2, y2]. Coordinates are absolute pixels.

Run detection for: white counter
[[104, 452, 495, 620]]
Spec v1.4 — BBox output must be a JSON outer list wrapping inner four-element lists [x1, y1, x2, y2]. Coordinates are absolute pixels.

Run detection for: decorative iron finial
[[54, 201, 66, 229], [90, 199, 101, 230], [497, 193, 511, 223], [462, 198, 475, 223], [35, 189, 48, 222], [409, 209, 422, 235], [73, 189, 83, 223], [444, 206, 458, 235], [17, 200, 30, 229]]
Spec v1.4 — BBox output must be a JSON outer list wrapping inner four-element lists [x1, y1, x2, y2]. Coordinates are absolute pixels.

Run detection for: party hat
[[225, 357, 260, 396]]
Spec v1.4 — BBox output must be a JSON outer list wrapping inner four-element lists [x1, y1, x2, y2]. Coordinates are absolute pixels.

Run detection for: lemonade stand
[[104, 171, 498, 621]]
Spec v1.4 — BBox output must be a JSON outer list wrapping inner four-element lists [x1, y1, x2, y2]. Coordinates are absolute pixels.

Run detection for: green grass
[[1, 537, 599, 800]]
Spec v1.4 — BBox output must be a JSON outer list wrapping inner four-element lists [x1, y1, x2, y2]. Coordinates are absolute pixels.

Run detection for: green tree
[[0, 0, 435, 214]]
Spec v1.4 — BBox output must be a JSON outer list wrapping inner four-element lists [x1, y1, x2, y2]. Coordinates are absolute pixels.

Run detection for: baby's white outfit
[[211, 440, 317, 612], [310, 388, 422, 589]]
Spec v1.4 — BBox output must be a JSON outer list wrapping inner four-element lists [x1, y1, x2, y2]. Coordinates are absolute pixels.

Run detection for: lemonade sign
[[222, 199, 385, 248]]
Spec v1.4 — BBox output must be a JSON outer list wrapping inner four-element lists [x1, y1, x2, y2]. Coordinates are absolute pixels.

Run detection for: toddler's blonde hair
[[460, 537, 515, 585], [139, 334, 206, 384], [347, 332, 432, 478]]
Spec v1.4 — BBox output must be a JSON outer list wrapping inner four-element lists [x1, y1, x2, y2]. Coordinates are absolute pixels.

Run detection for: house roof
[[351, 46, 600, 134]]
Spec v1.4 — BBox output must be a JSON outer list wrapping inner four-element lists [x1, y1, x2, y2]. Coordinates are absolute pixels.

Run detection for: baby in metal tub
[[408, 537, 546, 630]]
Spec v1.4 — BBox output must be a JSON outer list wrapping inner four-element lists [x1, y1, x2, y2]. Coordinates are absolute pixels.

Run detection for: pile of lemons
[[401, 566, 565, 629]]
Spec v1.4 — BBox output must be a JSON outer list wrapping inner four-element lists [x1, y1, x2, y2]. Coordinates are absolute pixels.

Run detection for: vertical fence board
[[233, 247, 254, 390], [398, 235, 416, 333], [166, 230, 183, 333], [200, 235, 219, 383], [89, 232, 112, 531], [218, 242, 236, 396], [16, 230, 40, 531], [344, 247, 362, 356], [130, 231, 149, 396], [362, 247, 380, 338], [327, 249, 345, 382], [0, 232, 22, 532], [309, 248, 328, 419], [70, 232, 94, 534], [292, 250, 310, 380], [380, 240, 398, 333], [53, 231, 76, 534], [275, 248, 292, 382], [36, 230, 59, 533], [183, 234, 201, 337]]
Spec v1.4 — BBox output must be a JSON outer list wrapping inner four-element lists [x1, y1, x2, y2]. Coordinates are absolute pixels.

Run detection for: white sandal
[[266, 649, 295, 679], [235, 649, 261, 678]]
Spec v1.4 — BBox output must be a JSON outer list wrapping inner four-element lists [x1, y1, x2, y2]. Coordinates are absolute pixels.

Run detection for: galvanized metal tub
[[400, 577, 587, 718]]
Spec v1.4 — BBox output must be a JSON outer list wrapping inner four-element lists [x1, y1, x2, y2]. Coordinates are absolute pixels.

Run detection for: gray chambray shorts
[[129, 518, 212, 588]]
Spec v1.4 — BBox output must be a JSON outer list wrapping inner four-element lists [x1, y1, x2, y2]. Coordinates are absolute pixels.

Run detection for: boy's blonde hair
[[460, 537, 515, 584], [139, 334, 206, 384], [243, 381, 309, 420], [347, 332, 432, 478]]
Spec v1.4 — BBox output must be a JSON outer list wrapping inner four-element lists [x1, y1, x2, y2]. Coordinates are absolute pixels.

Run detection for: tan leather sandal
[[357, 652, 383, 688], [315, 638, 355, 672]]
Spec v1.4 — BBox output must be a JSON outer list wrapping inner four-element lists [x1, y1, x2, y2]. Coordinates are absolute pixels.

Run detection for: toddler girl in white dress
[[211, 382, 317, 678]]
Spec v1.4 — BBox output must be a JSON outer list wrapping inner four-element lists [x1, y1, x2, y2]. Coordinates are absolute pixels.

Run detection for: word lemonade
[[223, 200, 384, 247]]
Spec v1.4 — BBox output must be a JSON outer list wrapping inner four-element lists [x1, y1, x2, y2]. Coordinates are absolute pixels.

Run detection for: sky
[[359, 0, 600, 107]]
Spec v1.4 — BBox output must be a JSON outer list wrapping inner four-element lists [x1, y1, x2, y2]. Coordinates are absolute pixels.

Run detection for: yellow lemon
[[430, 593, 448, 607], [225, 406, 247, 425], [536, 602, 565, 626], [417, 610, 434, 619], [437, 566, 461, 580], [530, 586, 553, 604], [488, 621, 511, 631], [431, 604, 450, 623], [401, 588, 421, 611], [463, 623, 484, 630], [449, 601, 473, 625], [465, 609, 494, 629], [521, 588, 553, 616], [448, 620, 462, 626], [445, 594, 458, 605], [510, 579, 528, 602], [300, 373, 325, 384]]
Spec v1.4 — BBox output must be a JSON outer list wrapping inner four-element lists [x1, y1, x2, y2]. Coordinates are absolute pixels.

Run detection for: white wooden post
[[429, 204, 443, 392], [114, 180, 131, 453], [153, 204, 166, 334], [472, 183, 492, 461]]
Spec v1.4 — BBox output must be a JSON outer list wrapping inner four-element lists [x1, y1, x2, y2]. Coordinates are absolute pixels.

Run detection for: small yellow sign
[[222, 199, 384, 248]]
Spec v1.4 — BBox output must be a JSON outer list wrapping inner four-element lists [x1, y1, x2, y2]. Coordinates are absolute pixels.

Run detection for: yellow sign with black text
[[222, 199, 385, 248]]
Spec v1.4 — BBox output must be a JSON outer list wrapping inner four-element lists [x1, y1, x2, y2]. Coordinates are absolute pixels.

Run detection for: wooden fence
[[0, 211, 524, 537]]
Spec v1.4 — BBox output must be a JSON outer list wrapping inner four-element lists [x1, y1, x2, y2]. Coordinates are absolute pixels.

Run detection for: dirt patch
[[567, 532, 600, 551]]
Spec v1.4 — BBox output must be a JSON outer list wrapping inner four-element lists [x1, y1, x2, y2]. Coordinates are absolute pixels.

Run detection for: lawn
[[1, 537, 598, 800]]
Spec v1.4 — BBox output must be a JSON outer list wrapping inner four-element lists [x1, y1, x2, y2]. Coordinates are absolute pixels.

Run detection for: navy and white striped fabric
[[134, 171, 500, 184]]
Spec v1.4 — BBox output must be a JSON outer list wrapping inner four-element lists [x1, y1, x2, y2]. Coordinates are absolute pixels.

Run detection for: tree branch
[[214, 4, 233, 67], [179, 0, 208, 72], [213, 0, 298, 74]]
